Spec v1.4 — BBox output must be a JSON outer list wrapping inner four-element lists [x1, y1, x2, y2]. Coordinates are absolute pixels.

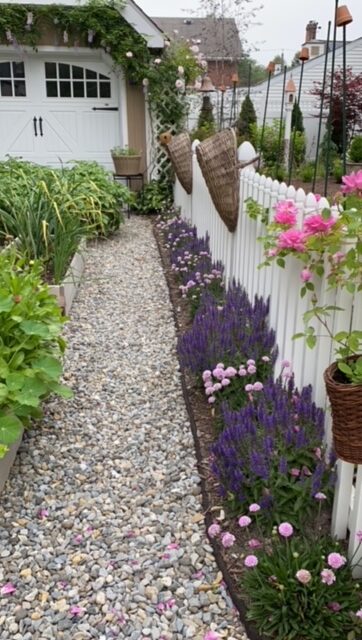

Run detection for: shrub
[[299, 162, 315, 182], [292, 101, 304, 133], [236, 95, 257, 145], [242, 532, 361, 640], [132, 180, 172, 214], [211, 376, 335, 528], [0, 253, 71, 458], [191, 95, 216, 141], [178, 283, 276, 374], [349, 136, 362, 163]]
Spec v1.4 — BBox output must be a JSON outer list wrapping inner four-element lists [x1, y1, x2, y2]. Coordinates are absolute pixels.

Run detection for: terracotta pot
[[336, 5, 353, 27], [324, 357, 362, 464]]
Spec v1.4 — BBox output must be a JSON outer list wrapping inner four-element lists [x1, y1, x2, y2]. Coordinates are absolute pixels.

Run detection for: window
[[0, 61, 26, 97], [311, 46, 320, 58], [45, 63, 111, 98]]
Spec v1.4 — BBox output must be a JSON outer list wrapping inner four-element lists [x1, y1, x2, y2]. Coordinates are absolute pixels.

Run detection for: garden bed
[[153, 214, 362, 640]]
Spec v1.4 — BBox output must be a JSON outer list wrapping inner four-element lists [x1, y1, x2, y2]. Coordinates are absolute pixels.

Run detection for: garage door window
[[45, 63, 111, 99], [0, 61, 26, 97]]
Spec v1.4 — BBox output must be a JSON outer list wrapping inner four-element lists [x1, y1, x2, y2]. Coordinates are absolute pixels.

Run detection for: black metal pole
[[288, 59, 305, 185], [342, 23, 347, 175], [247, 62, 251, 97], [276, 66, 287, 171], [324, 0, 339, 196], [312, 20, 331, 192], [257, 68, 272, 171]]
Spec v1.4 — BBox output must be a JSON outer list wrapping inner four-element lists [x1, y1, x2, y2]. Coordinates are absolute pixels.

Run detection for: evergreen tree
[[292, 102, 304, 133], [236, 94, 257, 143]]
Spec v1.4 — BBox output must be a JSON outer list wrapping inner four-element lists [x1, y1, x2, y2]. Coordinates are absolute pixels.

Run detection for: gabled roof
[[152, 16, 242, 60], [0, 0, 165, 49]]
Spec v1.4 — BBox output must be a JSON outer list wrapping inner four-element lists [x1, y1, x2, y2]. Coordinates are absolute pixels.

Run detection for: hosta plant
[[0, 253, 72, 458]]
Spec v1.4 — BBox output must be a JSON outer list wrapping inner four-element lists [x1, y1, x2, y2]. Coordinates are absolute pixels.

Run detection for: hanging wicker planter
[[196, 128, 239, 233], [166, 132, 193, 195], [324, 357, 362, 464]]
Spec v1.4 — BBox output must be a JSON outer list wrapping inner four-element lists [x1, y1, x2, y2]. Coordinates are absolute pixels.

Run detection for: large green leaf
[[20, 320, 51, 338], [0, 384, 9, 402], [0, 414, 23, 444], [6, 372, 25, 391], [0, 296, 13, 313], [33, 356, 62, 380]]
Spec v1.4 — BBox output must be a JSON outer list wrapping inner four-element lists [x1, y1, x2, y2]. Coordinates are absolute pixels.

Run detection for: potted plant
[[347, 136, 362, 173], [252, 171, 362, 463], [110, 146, 142, 176]]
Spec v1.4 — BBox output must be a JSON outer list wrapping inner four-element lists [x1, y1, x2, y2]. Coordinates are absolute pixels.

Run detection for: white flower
[[164, 40, 171, 47], [201, 60, 208, 69], [175, 79, 184, 90], [142, 78, 149, 87], [126, 51, 133, 58], [190, 45, 199, 53], [154, 58, 161, 65], [178, 65, 184, 76]]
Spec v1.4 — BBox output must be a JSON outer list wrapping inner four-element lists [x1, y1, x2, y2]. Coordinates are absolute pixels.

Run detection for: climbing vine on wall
[[0, 0, 202, 135]]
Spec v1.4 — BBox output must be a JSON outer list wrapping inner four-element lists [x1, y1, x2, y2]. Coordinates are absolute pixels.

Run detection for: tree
[[292, 102, 304, 133], [236, 94, 257, 144], [238, 55, 268, 86], [291, 51, 301, 68], [310, 67, 362, 152]]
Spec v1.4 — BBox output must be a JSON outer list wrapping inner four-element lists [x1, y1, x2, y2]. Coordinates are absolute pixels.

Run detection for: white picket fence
[[174, 144, 362, 575]]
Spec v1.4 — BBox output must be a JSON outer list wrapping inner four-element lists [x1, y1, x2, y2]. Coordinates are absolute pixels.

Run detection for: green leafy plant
[[132, 180, 172, 214], [242, 529, 361, 640], [349, 137, 362, 164], [111, 146, 141, 157], [299, 162, 315, 183], [333, 159, 344, 183], [0, 252, 71, 458], [255, 178, 362, 383]]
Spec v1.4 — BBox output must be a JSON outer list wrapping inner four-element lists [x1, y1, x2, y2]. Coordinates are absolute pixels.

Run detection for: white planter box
[[48, 240, 86, 314], [0, 432, 23, 494]]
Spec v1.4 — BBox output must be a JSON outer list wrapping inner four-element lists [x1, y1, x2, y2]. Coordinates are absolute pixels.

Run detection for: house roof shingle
[[152, 16, 242, 60]]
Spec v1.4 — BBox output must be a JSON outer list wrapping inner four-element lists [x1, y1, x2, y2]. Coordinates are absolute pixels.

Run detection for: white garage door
[[0, 54, 122, 169]]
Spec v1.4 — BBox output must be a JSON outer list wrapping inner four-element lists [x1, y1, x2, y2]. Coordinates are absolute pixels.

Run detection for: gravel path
[[0, 218, 246, 640]]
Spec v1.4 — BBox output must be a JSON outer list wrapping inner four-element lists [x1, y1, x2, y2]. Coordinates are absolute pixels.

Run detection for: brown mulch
[[291, 177, 343, 199]]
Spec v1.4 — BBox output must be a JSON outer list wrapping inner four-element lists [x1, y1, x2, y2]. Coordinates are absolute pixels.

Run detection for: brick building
[[152, 16, 242, 88]]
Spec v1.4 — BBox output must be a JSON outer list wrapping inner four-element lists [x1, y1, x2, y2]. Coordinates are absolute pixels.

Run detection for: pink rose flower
[[274, 200, 298, 226], [247, 365, 257, 374], [290, 468, 300, 477], [249, 503, 261, 513], [327, 552, 346, 570], [238, 515, 252, 527], [278, 522, 294, 538], [221, 532, 235, 548], [252, 382, 263, 392], [341, 170, 362, 194], [202, 370, 212, 381], [221, 378, 231, 387], [328, 602, 342, 612], [300, 268, 312, 282], [245, 384, 253, 392], [355, 609, 362, 619], [277, 229, 306, 252], [321, 568, 336, 585], [224, 366, 237, 377], [244, 554, 258, 568], [296, 569, 312, 585], [303, 213, 336, 235]]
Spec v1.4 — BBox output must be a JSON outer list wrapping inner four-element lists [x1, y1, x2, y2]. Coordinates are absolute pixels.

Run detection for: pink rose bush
[[249, 177, 362, 382]]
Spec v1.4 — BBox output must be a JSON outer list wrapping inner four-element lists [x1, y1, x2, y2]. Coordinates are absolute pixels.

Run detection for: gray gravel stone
[[0, 218, 248, 640]]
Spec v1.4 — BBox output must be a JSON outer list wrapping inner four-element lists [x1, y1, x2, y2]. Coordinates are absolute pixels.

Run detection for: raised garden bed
[[48, 239, 86, 314]]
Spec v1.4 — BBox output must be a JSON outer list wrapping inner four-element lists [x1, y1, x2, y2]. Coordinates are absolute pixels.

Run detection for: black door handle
[[33, 116, 38, 137], [39, 117, 43, 137], [92, 107, 119, 111]]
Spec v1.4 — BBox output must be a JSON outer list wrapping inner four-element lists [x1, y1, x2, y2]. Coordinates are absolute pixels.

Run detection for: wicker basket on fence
[[324, 357, 362, 464], [166, 132, 193, 195], [196, 128, 239, 233]]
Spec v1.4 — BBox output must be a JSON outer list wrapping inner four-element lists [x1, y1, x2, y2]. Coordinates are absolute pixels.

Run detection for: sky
[[136, 0, 362, 65]]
